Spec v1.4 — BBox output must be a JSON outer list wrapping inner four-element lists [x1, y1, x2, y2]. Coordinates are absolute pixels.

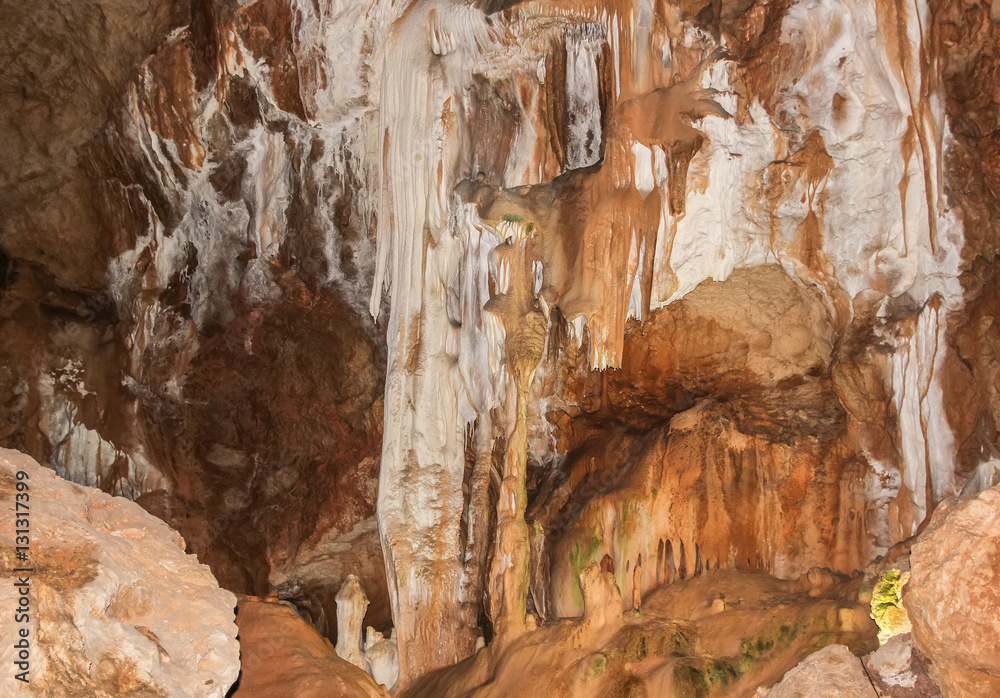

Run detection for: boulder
[[907, 485, 1000, 696], [863, 634, 941, 697], [764, 644, 876, 697], [0, 448, 239, 697]]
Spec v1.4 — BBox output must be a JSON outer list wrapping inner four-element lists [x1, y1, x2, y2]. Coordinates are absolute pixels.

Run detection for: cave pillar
[[369, 4, 495, 684], [485, 234, 547, 643]]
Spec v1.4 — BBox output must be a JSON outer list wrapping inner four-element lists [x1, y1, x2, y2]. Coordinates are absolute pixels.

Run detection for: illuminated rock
[[764, 644, 876, 697], [907, 485, 1000, 697], [0, 449, 238, 697]]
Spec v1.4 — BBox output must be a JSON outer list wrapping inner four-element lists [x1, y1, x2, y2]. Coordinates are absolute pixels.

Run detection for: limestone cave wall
[[1, 0, 999, 695]]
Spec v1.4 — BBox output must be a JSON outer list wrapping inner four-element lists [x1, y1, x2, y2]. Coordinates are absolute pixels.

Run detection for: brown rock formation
[[232, 597, 388, 698], [406, 568, 877, 697]]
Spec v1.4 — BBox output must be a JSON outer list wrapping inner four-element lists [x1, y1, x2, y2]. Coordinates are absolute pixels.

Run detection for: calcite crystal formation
[[0, 449, 239, 697]]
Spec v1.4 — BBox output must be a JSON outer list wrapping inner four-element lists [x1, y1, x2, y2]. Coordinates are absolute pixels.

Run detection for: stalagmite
[[335, 575, 370, 670], [484, 219, 547, 641], [577, 563, 624, 638], [631, 556, 643, 612], [364, 627, 400, 690], [370, 0, 500, 684]]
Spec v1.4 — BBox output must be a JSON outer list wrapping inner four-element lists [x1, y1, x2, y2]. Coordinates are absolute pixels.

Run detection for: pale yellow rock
[[336, 574, 370, 670], [0, 449, 239, 697]]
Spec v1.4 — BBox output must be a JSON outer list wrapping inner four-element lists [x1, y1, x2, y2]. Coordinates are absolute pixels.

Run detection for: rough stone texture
[[406, 569, 878, 698], [906, 484, 1000, 697], [0, 0, 187, 291], [531, 267, 866, 617], [863, 634, 942, 697], [0, 0, 390, 650], [764, 645, 877, 698], [232, 597, 388, 698], [0, 448, 239, 697]]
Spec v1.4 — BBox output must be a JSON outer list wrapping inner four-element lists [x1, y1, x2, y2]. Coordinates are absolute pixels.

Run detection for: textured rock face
[[362, 0, 992, 679], [0, 449, 239, 697], [764, 645, 877, 698], [0, 0, 187, 291], [906, 485, 1000, 697], [863, 634, 941, 697], [540, 391, 866, 618], [0, 0, 390, 645], [1, 0, 999, 693], [532, 266, 867, 617], [232, 597, 388, 698], [408, 569, 878, 697]]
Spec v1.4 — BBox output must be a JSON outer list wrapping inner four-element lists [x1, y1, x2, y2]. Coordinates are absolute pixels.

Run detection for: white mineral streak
[[108, 0, 401, 344], [96, 0, 403, 503], [37, 369, 164, 499], [455, 202, 505, 423], [290, 0, 403, 307], [888, 300, 958, 535], [634, 0, 964, 540], [648, 81, 772, 308], [564, 24, 604, 169], [631, 142, 655, 197]]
